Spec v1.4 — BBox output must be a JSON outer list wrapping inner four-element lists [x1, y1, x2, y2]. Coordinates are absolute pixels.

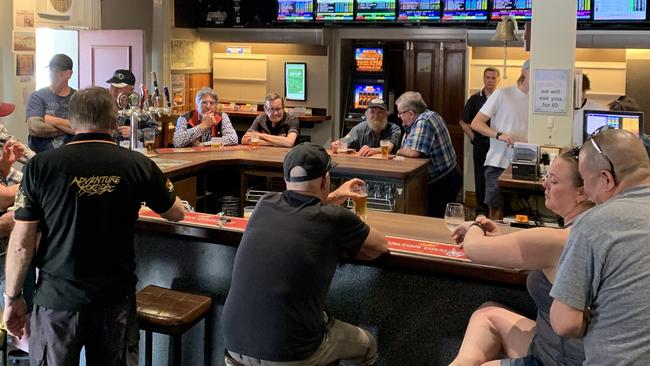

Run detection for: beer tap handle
[[163, 86, 172, 108], [140, 84, 148, 109], [151, 71, 161, 104]]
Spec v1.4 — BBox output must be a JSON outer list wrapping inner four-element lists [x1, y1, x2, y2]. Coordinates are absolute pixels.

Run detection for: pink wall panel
[[79, 30, 144, 89]]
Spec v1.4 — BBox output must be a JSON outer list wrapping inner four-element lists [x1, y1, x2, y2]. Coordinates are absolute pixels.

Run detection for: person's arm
[[259, 131, 298, 147], [3, 221, 38, 338], [219, 113, 239, 146], [326, 178, 365, 205], [358, 145, 381, 156], [459, 119, 476, 142], [173, 114, 204, 147], [0, 211, 15, 238], [396, 146, 422, 158], [397, 119, 432, 158], [26, 116, 64, 138], [355, 227, 388, 260], [459, 96, 477, 142], [471, 112, 513, 146], [0, 185, 19, 210], [550, 300, 587, 338], [158, 196, 185, 222], [43, 115, 74, 135], [241, 117, 261, 145], [461, 222, 569, 270]]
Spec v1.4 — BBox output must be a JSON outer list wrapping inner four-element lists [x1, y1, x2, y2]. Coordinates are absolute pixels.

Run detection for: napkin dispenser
[[512, 143, 540, 181]]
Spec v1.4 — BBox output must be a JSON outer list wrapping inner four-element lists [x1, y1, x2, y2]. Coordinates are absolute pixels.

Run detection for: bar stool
[[136, 285, 213, 366]]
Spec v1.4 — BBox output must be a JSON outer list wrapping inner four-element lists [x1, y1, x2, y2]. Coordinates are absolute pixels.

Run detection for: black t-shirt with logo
[[15, 133, 176, 311], [222, 191, 370, 362]]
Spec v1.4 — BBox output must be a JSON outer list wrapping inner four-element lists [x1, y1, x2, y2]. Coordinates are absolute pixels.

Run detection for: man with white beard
[[331, 98, 401, 156]]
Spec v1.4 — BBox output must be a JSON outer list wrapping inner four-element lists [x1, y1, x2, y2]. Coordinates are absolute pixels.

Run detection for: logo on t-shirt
[[70, 176, 121, 196], [14, 184, 26, 210], [165, 179, 174, 193]]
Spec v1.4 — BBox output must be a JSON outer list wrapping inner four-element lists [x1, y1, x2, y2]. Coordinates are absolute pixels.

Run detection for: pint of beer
[[211, 137, 223, 149], [143, 128, 155, 154], [380, 139, 391, 159], [352, 184, 368, 218]]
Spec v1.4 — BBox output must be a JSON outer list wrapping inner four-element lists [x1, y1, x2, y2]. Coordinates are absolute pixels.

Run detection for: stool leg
[[172, 334, 182, 366], [2, 330, 7, 366], [204, 312, 212, 366], [145, 331, 153, 366]]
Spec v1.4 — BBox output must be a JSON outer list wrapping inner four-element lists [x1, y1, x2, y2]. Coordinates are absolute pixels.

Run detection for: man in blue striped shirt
[[396, 91, 462, 218]]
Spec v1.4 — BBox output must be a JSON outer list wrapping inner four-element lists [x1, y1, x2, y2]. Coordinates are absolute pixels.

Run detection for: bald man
[[549, 129, 650, 365]]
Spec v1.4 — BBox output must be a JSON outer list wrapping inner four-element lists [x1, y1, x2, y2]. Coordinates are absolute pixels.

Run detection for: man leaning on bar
[[331, 98, 401, 156], [241, 92, 300, 148]]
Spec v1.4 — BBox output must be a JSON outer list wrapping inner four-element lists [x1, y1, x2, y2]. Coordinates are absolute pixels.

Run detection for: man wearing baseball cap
[[223, 143, 388, 366], [106, 69, 159, 146], [26, 53, 76, 153], [332, 98, 401, 156]]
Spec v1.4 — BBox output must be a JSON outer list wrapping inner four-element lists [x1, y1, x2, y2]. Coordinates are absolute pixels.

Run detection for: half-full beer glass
[[352, 184, 368, 218]]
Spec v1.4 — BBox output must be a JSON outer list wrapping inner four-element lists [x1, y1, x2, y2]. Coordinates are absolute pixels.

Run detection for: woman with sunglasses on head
[[449, 150, 594, 366]]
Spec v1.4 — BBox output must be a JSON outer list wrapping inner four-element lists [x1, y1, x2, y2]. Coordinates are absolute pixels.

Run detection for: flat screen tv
[[593, 0, 646, 21], [277, 0, 315, 21], [355, 0, 397, 20], [577, 0, 591, 20], [285, 62, 307, 101], [316, 0, 354, 20], [583, 110, 644, 143], [398, 0, 442, 21], [443, 0, 489, 21], [354, 84, 384, 110], [490, 0, 532, 20], [355, 47, 384, 73]]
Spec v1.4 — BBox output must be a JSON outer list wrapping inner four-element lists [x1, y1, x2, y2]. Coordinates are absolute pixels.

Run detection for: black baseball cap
[[48, 54, 73, 71], [106, 69, 136, 88], [283, 143, 338, 182]]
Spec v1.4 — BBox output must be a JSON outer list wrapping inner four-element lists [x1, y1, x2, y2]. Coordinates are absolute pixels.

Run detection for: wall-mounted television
[[285, 62, 307, 101], [277, 0, 315, 21], [316, 0, 354, 20], [593, 0, 646, 21], [443, 0, 489, 21], [354, 84, 384, 109], [577, 0, 591, 20], [355, 47, 384, 73], [356, 0, 397, 20], [398, 0, 442, 21], [490, 0, 532, 20], [583, 110, 644, 143]]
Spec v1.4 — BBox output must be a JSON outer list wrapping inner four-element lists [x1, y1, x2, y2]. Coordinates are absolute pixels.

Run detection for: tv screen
[[583, 110, 644, 143], [593, 0, 646, 20], [398, 0, 441, 20], [577, 0, 591, 20], [490, 0, 532, 20], [285, 62, 307, 101], [354, 84, 384, 110], [316, 0, 354, 20], [443, 0, 488, 21], [356, 0, 397, 20], [355, 48, 384, 73], [277, 0, 315, 21]]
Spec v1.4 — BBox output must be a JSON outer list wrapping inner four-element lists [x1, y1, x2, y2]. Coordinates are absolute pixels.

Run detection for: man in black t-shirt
[[223, 143, 388, 365], [3, 87, 185, 365], [459, 67, 500, 215], [241, 92, 300, 147]]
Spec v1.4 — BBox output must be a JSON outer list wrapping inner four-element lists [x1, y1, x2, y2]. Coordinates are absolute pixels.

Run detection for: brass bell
[[492, 16, 521, 42]]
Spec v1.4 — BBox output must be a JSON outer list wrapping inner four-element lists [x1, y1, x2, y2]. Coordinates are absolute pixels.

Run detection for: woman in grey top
[[449, 150, 593, 366]]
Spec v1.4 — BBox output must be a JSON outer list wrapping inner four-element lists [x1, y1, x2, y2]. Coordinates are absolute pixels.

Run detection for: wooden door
[[78, 30, 144, 89], [405, 41, 466, 172]]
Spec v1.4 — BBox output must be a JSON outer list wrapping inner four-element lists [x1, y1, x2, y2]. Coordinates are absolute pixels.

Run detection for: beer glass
[[338, 141, 348, 154], [243, 206, 255, 219], [380, 139, 391, 159], [143, 128, 155, 154], [211, 137, 223, 149], [352, 184, 368, 219], [250, 131, 260, 147]]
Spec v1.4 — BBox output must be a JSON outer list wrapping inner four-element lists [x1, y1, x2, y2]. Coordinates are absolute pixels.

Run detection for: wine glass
[[444, 203, 465, 257]]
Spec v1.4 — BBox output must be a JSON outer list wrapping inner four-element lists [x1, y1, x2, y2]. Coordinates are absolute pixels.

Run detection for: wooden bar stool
[[136, 285, 213, 366]]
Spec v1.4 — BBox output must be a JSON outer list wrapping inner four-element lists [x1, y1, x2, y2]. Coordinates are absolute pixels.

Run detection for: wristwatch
[[495, 131, 503, 140]]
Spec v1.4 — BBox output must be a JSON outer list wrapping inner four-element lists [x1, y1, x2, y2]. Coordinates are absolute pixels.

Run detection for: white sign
[[534, 69, 570, 114]]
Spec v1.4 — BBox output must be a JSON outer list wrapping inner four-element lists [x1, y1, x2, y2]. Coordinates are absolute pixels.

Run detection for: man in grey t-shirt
[[550, 129, 650, 365], [25, 54, 76, 153]]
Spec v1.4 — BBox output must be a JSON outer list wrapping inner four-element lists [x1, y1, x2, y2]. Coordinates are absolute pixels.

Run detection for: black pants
[[29, 295, 137, 366], [472, 139, 490, 215], [427, 165, 463, 218]]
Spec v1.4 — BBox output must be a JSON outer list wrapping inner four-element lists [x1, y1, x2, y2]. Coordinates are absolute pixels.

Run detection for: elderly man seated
[[332, 98, 401, 156]]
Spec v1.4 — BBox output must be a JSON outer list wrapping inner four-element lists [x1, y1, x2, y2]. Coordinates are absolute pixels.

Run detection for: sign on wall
[[534, 69, 570, 114]]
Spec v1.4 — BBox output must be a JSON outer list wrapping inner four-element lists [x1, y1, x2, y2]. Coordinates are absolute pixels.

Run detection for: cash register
[[512, 142, 540, 180]]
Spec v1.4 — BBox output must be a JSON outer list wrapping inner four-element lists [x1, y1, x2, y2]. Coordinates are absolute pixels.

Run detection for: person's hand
[[475, 215, 502, 236], [3, 297, 28, 339], [199, 112, 217, 130], [451, 221, 476, 244], [118, 126, 131, 138], [327, 178, 366, 205], [358, 145, 377, 157], [497, 133, 514, 147], [0, 211, 15, 235], [241, 131, 252, 144], [330, 140, 340, 149], [1, 140, 24, 167]]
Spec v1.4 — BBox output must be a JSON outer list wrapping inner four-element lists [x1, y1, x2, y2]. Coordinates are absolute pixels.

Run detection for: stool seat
[[137, 285, 212, 334]]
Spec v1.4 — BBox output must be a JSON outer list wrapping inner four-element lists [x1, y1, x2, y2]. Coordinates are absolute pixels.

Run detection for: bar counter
[[134, 209, 534, 365]]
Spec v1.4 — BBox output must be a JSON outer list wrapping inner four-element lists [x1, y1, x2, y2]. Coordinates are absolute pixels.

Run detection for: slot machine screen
[[443, 0, 488, 21], [277, 0, 314, 21], [316, 0, 354, 20], [354, 84, 384, 110], [577, 0, 591, 20], [355, 48, 384, 73], [398, 0, 442, 20]]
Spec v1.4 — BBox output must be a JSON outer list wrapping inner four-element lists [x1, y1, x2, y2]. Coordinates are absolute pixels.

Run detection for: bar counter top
[[150, 146, 431, 180], [136, 208, 528, 286]]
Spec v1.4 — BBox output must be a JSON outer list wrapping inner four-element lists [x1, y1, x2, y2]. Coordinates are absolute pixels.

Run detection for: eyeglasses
[[397, 110, 412, 118], [266, 107, 284, 113], [588, 126, 617, 183]]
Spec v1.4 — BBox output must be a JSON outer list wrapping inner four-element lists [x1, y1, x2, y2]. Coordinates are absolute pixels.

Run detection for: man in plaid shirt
[[396, 91, 462, 218]]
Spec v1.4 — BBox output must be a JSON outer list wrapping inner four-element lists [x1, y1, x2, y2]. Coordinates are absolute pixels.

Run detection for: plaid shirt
[[173, 112, 238, 147], [401, 109, 457, 181]]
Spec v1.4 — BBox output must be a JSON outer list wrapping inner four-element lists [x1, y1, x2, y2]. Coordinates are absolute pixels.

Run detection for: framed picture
[[15, 10, 35, 28], [13, 31, 36, 52], [16, 54, 35, 76], [284, 62, 307, 102]]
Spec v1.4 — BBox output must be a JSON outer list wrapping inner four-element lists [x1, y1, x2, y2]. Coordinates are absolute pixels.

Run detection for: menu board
[[443, 0, 488, 20], [593, 0, 646, 20], [490, 0, 532, 20], [277, 0, 314, 21]]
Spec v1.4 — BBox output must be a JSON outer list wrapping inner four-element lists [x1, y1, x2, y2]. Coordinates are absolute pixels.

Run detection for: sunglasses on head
[[588, 126, 617, 184]]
